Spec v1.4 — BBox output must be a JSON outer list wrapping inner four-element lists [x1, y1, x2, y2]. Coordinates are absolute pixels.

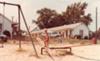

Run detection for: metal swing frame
[[0, 1, 38, 57]]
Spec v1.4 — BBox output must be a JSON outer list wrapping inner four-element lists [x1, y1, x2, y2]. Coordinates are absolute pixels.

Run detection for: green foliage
[[35, 2, 92, 29]]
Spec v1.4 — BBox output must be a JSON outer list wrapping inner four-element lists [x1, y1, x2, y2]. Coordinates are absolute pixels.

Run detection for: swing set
[[0, 1, 38, 57]]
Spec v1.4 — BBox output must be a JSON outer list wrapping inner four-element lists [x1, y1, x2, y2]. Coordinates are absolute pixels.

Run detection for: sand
[[0, 40, 100, 61]]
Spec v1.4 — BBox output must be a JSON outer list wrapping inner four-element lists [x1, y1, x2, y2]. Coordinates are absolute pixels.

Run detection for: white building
[[0, 13, 13, 38], [50, 22, 90, 39], [70, 23, 90, 39], [33, 22, 90, 39]]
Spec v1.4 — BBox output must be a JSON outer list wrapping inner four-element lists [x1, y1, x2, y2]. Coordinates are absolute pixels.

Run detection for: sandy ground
[[0, 40, 100, 61]]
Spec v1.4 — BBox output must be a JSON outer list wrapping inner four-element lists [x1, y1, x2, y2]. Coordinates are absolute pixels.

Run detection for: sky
[[0, 0, 100, 31]]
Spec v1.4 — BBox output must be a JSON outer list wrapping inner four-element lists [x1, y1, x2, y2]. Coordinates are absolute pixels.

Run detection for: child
[[44, 29, 49, 47]]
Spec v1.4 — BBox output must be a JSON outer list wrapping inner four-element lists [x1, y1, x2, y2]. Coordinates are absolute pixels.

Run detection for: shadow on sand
[[73, 54, 100, 61]]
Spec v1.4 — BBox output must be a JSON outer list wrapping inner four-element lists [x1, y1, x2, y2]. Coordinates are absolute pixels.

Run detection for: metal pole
[[2, 3, 5, 32], [19, 7, 38, 57], [95, 7, 98, 44], [0, 2, 19, 6], [0, 1, 38, 57], [18, 5, 21, 49], [96, 7, 98, 33]]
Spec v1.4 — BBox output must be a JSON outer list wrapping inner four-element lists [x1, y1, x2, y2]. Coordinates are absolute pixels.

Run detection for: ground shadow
[[73, 54, 100, 61]]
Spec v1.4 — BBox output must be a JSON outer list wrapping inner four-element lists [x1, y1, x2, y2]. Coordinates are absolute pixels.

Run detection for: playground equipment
[[0, 2, 38, 57], [40, 29, 72, 55]]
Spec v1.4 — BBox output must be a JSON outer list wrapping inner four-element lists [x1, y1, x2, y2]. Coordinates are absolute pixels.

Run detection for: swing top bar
[[0, 1, 20, 7]]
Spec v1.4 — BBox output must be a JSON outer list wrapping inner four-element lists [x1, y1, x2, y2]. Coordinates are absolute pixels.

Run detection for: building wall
[[71, 24, 89, 38], [0, 15, 12, 35]]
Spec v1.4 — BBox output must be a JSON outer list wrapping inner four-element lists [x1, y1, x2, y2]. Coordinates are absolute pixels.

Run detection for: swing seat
[[41, 46, 72, 55]]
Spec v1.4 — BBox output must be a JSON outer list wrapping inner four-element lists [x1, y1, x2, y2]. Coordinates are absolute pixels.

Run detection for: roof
[[31, 25, 40, 32], [31, 27, 40, 32], [49, 22, 82, 31], [0, 13, 12, 23], [32, 22, 84, 33]]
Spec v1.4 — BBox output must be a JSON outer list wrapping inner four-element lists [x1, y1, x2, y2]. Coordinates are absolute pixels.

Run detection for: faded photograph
[[0, 0, 100, 61]]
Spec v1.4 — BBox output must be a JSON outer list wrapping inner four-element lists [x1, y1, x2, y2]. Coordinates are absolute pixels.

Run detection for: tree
[[47, 15, 65, 27], [36, 8, 58, 29], [36, 2, 92, 29], [62, 2, 92, 25]]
